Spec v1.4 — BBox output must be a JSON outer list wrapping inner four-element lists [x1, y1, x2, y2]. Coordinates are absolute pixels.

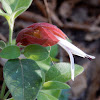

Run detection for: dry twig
[[43, 0, 52, 23], [34, 0, 47, 17], [18, 11, 48, 22], [61, 22, 100, 32], [0, 33, 7, 42]]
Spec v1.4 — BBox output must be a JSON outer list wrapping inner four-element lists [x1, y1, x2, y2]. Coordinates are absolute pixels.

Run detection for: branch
[[18, 11, 48, 22], [61, 22, 100, 32], [43, 0, 52, 23]]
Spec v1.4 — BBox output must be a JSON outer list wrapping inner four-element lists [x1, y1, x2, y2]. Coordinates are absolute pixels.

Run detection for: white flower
[[55, 36, 95, 81]]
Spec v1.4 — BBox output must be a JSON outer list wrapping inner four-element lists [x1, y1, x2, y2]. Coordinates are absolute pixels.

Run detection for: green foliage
[[0, 0, 32, 18], [0, 0, 33, 45], [1, 0, 12, 14], [46, 44, 58, 58], [36, 61, 51, 72], [59, 89, 70, 100], [40, 57, 51, 65], [0, 8, 6, 15], [46, 45, 59, 62], [6, 98, 14, 100], [42, 81, 70, 90], [45, 63, 84, 82], [41, 90, 61, 99], [0, 40, 6, 49], [11, 39, 16, 45], [24, 44, 49, 61], [0, 9, 9, 20], [36, 45, 59, 72], [0, 45, 20, 59], [37, 91, 58, 100], [3, 59, 43, 100]]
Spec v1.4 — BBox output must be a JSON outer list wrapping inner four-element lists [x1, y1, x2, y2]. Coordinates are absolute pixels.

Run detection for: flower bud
[[16, 23, 67, 47]]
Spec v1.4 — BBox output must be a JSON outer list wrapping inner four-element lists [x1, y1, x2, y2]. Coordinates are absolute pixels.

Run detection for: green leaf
[[51, 58, 59, 62], [36, 57, 52, 73], [36, 61, 51, 72], [45, 63, 84, 82], [24, 44, 49, 61], [40, 57, 51, 65], [3, 59, 43, 100], [0, 40, 6, 49], [6, 98, 14, 100], [37, 91, 58, 100], [0, 9, 6, 15], [59, 89, 70, 100], [12, 39, 16, 45], [0, 45, 20, 59], [46, 44, 58, 58], [1, 0, 12, 14], [41, 71, 45, 84], [41, 90, 61, 99], [42, 81, 70, 90], [0, 0, 32, 18], [0, 9, 10, 19], [6, 39, 16, 46]]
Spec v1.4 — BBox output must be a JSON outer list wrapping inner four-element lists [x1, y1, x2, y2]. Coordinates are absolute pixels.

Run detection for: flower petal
[[58, 42, 75, 81], [56, 36, 95, 59]]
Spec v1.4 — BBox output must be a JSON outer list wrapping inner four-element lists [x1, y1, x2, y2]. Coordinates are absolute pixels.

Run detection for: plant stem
[[0, 17, 15, 100], [3, 90, 10, 99], [0, 81, 6, 99], [9, 20, 14, 45]]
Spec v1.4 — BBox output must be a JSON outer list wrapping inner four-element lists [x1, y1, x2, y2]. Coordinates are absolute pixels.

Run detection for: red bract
[[16, 22, 67, 47], [16, 22, 95, 81]]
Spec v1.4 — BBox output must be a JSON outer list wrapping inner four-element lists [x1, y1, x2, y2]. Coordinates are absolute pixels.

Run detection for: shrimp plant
[[0, 0, 95, 100]]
